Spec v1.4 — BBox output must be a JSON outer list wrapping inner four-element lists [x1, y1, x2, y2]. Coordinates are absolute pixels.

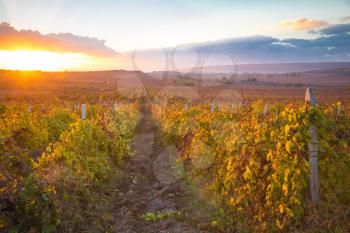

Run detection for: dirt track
[[112, 108, 215, 233]]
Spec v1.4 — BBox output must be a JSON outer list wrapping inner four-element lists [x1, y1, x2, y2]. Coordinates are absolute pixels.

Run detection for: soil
[[112, 107, 217, 233]]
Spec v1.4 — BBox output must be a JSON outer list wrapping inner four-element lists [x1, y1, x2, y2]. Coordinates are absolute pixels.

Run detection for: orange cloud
[[0, 22, 118, 57], [282, 18, 329, 30]]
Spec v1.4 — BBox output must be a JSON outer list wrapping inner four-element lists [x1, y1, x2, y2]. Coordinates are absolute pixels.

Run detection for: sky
[[0, 0, 350, 71]]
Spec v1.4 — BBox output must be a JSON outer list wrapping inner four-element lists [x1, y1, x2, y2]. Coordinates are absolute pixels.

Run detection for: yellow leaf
[[243, 166, 251, 180], [285, 125, 290, 135], [281, 111, 286, 118], [278, 204, 284, 214], [267, 150, 273, 161], [285, 141, 292, 154], [229, 197, 235, 205], [282, 184, 288, 196], [276, 219, 283, 229], [277, 142, 282, 150], [211, 220, 219, 227]]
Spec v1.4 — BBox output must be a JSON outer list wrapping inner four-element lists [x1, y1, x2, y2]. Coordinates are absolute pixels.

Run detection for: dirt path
[[112, 108, 214, 233]]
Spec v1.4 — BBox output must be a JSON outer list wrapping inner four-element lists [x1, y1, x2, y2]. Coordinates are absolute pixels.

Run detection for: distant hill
[[180, 62, 350, 74], [0, 69, 165, 94]]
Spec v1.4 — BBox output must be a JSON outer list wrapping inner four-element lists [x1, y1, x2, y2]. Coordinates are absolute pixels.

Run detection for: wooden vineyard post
[[210, 102, 215, 113], [114, 101, 117, 113], [185, 102, 189, 112], [337, 102, 342, 115], [305, 88, 320, 206], [263, 102, 269, 116], [27, 103, 32, 113], [82, 104, 87, 120], [162, 99, 167, 110]]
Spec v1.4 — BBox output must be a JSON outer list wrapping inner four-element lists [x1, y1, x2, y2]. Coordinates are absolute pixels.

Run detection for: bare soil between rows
[[112, 108, 217, 233]]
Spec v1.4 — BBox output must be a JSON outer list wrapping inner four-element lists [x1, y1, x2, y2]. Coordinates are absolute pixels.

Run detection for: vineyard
[[0, 82, 349, 232], [150, 96, 350, 232], [0, 93, 140, 232]]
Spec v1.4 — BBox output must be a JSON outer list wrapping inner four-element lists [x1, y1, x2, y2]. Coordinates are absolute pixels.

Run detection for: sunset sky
[[0, 0, 350, 71]]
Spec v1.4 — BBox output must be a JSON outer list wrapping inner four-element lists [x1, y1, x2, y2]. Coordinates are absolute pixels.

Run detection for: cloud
[[129, 33, 350, 70], [317, 23, 350, 35], [271, 42, 296, 48], [282, 18, 329, 30], [340, 16, 350, 22], [0, 22, 118, 57]]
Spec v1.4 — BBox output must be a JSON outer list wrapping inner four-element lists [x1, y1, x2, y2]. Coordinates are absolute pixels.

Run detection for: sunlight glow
[[0, 50, 87, 71]]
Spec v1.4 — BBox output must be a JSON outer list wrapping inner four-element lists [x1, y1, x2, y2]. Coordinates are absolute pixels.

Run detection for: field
[[0, 69, 349, 233]]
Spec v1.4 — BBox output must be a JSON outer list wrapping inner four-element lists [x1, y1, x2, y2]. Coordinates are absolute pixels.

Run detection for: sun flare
[[0, 50, 87, 71]]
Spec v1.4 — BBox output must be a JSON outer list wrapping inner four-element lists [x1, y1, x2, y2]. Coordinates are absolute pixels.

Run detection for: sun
[[0, 50, 87, 71]]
